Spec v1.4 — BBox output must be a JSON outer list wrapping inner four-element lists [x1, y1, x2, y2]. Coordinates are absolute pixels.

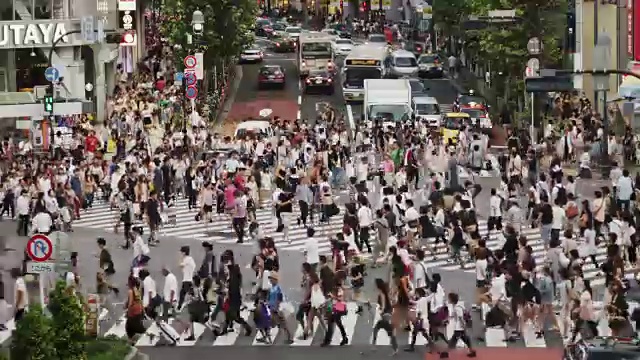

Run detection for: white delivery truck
[[364, 79, 412, 128]]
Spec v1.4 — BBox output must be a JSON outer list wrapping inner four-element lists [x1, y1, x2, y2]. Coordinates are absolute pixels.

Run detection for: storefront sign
[[0, 20, 94, 49], [635, 0, 640, 60], [85, 293, 99, 337]]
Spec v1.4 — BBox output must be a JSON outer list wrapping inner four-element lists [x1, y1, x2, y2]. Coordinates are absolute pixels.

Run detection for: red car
[[258, 65, 286, 90]]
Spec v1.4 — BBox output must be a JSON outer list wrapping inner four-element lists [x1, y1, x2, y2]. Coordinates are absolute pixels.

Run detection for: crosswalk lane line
[[291, 317, 320, 346], [481, 303, 507, 347], [178, 323, 207, 347], [103, 314, 128, 339], [212, 306, 252, 346], [370, 308, 390, 345]]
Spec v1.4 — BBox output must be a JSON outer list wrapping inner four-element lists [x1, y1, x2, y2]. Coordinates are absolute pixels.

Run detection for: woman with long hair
[[371, 278, 398, 354], [124, 275, 146, 344]]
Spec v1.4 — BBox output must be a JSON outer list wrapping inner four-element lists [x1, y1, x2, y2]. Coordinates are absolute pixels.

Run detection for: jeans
[[233, 217, 247, 243], [323, 312, 347, 344]]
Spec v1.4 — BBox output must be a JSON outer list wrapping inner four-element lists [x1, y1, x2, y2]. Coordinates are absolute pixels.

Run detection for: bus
[[342, 45, 388, 102], [298, 32, 335, 78]]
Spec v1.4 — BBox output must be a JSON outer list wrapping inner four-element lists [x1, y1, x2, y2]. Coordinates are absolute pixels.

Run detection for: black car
[[255, 19, 273, 37], [258, 65, 286, 89], [272, 35, 296, 53], [304, 69, 334, 94], [405, 41, 426, 57]]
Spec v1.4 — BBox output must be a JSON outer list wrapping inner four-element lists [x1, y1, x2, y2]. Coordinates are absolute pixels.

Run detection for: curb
[[212, 65, 243, 133], [124, 346, 138, 360]]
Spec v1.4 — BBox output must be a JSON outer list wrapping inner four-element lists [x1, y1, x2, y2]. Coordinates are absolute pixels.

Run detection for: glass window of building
[[0, 1, 14, 20], [33, 0, 51, 19], [15, 49, 49, 91]]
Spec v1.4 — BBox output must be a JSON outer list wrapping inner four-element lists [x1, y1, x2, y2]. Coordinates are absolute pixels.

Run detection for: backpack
[[555, 185, 567, 206]]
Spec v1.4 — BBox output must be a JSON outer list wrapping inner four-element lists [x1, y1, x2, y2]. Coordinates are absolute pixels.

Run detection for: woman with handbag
[[124, 275, 146, 345], [321, 280, 349, 347], [305, 271, 328, 338]]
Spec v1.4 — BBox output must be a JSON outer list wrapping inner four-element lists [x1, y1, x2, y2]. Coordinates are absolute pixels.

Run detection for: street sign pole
[[594, 33, 612, 177]]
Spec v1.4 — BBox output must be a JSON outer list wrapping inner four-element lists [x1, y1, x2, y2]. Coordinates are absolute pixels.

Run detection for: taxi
[[440, 112, 471, 145]]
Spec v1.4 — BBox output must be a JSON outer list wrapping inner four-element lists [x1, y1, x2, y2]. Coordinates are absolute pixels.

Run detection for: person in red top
[[155, 76, 166, 92], [85, 130, 99, 156]]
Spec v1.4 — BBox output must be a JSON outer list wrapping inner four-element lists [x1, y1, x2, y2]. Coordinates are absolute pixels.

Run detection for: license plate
[[268, 75, 274, 79], [316, 79, 322, 84]]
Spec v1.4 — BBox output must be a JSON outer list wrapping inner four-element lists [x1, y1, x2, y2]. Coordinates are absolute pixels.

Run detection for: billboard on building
[[634, 0, 640, 60]]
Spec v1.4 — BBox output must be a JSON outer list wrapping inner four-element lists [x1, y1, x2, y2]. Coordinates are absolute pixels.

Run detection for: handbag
[[333, 301, 347, 314], [432, 306, 449, 325]]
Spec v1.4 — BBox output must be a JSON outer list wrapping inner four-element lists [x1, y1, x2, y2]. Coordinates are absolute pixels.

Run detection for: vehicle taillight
[[276, 43, 280, 47], [327, 78, 332, 83], [275, 72, 284, 78], [306, 79, 312, 84], [416, 46, 422, 51]]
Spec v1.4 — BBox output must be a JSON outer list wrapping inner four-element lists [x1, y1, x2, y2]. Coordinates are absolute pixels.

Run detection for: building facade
[[0, 0, 140, 144]]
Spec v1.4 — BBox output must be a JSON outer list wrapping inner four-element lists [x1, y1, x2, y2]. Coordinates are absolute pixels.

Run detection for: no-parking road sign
[[26, 234, 53, 262]]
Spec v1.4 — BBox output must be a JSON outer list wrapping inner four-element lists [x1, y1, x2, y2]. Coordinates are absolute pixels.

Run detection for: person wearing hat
[[266, 271, 293, 344]]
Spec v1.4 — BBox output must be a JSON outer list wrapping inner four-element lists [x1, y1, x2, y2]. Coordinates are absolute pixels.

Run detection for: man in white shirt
[[140, 269, 157, 309], [357, 200, 373, 253], [178, 245, 196, 310], [551, 199, 566, 243], [11, 268, 27, 322], [31, 211, 52, 235], [162, 267, 178, 317], [16, 190, 30, 236], [616, 169, 634, 212], [304, 228, 320, 271], [488, 188, 503, 234]]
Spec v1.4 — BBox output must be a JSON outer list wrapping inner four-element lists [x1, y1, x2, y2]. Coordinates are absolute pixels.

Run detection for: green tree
[[9, 304, 56, 360], [48, 281, 87, 360], [460, 0, 566, 105], [160, 0, 257, 73]]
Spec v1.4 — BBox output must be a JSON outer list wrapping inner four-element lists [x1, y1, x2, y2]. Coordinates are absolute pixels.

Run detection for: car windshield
[[335, 39, 351, 45], [369, 104, 411, 122], [286, 27, 301, 33], [309, 70, 329, 77], [344, 67, 382, 88], [444, 116, 470, 129], [273, 23, 287, 30], [244, 48, 260, 53], [395, 57, 417, 67], [459, 95, 485, 105], [409, 80, 424, 93], [256, 19, 270, 26], [261, 67, 281, 75], [419, 55, 439, 63], [461, 109, 485, 118], [368, 34, 386, 42], [415, 103, 440, 115], [302, 43, 331, 53]]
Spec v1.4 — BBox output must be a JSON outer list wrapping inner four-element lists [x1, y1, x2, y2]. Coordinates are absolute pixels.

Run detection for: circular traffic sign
[[185, 72, 197, 86], [184, 55, 197, 68], [185, 86, 198, 99], [27, 234, 53, 262]]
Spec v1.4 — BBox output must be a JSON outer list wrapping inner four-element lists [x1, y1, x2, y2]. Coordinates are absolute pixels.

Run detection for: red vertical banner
[[629, 0, 634, 56], [635, 0, 640, 60]]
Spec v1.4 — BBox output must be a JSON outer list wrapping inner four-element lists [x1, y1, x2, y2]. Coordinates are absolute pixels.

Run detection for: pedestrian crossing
[[72, 198, 349, 255], [419, 219, 610, 287], [91, 300, 576, 348]]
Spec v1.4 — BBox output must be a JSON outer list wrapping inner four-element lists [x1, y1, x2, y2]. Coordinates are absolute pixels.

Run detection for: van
[[234, 120, 275, 139], [387, 50, 418, 78], [412, 96, 441, 127]]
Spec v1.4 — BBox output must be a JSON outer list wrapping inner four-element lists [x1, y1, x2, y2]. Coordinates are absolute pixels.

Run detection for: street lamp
[[192, 10, 204, 35]]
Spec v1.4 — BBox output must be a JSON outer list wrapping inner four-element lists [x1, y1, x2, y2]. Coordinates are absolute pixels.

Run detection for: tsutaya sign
[[0, 20, 92, 49]]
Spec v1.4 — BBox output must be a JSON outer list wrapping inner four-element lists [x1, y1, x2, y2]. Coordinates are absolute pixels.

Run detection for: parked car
[[258, 65, 286, 89]]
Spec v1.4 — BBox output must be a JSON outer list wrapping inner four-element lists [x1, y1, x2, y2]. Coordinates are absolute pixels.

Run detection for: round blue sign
[[185, 72, 197, 86], [185, 86, 198, 99]]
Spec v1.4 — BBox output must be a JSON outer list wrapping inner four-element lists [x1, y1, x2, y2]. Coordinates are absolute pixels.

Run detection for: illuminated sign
[[346, 59, 380, 66]]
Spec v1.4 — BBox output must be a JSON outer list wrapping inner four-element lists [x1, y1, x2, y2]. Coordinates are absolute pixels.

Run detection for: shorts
[[203, 204, 213, 213]]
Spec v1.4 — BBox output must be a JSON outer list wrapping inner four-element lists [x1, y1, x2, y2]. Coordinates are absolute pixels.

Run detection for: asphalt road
[[226, 38, 300, 122]]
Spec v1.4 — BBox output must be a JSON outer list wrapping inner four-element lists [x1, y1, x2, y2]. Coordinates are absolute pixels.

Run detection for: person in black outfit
[[220, 251, 252, 336], [146, 191, 161, 245]]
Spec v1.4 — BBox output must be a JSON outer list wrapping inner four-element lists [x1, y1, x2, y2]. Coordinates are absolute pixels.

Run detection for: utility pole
[[593, 0, 599, 111], [593, 33, 612, 176]]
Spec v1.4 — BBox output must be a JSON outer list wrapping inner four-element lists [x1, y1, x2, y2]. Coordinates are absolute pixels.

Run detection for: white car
[[332, 38, 353, 56], [321, 28, 339, 40], [284, 26, 302, 39], [240, 48, 263, 63]]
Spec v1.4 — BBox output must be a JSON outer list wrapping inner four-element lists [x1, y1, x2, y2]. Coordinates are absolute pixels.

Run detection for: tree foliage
[[10, 304, 56, 360], [160, 0, 257, 71], [48, 281, 87, 360]]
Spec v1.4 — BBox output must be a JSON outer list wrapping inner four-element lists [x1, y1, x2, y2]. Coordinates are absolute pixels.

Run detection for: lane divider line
[[297, 79, 303, 120], [298, 95, 302, 105]]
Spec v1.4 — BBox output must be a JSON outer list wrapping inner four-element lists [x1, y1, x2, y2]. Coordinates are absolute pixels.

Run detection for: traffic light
[[44, 94, 54, 113], [360, 0, 367, 12], [339, 0, 343, 8]]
